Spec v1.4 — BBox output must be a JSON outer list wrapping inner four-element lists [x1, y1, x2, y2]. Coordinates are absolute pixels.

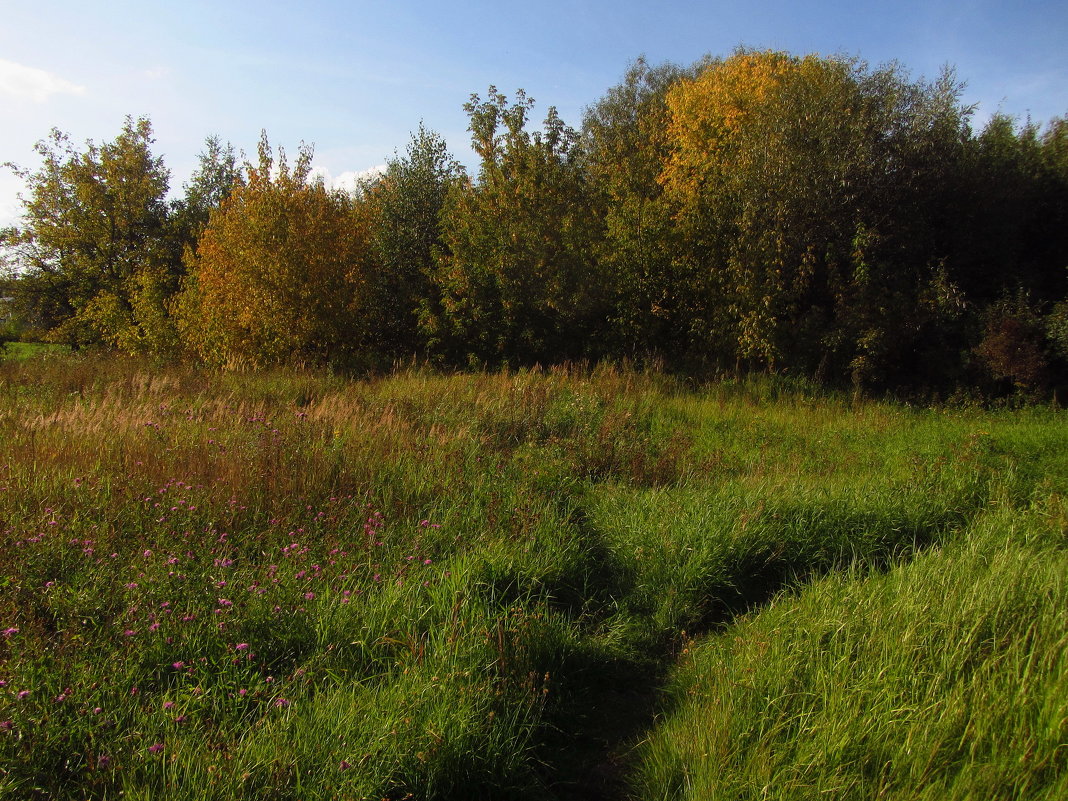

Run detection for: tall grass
[[0, 354, 1063, 798], [634, 500, 1068, 800]]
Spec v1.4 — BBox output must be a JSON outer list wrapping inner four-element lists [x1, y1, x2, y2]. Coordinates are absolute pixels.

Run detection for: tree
[[2, 116, 176, 351], [365, 125, 462, 358], [659, 51, 975, 385], [429, 89, 604, 366], [580, 57, 698, 362], [176, 133, 375, 368], [171, 135, 242, 249]]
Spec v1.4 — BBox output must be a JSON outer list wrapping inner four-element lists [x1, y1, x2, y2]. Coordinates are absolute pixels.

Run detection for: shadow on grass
[[525, 496, 977, 800]]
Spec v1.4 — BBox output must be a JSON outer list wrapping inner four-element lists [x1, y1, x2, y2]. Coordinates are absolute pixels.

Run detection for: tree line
[[3, 50, 1067, 397]]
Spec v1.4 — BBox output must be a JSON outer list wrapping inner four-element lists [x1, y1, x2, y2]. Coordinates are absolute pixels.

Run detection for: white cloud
[[310, 164, 387, 194], [0, 58, 86, 103], [0, 173, 26, 231]]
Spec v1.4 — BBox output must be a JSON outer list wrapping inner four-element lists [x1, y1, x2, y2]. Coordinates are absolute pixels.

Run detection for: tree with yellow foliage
[[659, 50, 973, 384], [176, 134, 375, 368]]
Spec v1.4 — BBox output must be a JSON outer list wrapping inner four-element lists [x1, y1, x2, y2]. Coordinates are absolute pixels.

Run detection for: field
[[0, 353, 1065, 800]]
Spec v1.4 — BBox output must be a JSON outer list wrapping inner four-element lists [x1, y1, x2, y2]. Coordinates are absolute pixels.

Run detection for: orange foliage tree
[[176, 134, 376, 368]]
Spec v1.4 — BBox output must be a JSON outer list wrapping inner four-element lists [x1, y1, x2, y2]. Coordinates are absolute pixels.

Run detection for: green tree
[[366, 125, 462, 358], [171, 135, 242, 249], [2, 116, 177, 352], [660, 51, 975, 385], [430, 89, 604, 366], [580, 57, 698, 362]]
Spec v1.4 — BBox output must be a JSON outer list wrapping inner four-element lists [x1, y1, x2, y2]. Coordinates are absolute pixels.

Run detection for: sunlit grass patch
[[634, 502, 1068, 800]]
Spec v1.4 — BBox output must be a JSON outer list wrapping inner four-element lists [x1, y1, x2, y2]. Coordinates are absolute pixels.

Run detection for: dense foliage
[[3, 50, 1067, 396]]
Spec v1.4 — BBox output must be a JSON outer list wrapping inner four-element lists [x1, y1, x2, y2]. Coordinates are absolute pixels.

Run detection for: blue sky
[[2, 0, 1066, 227]]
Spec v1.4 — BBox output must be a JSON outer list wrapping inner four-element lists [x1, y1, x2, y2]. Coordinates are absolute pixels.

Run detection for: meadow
[[0, 352, 1064, 800]]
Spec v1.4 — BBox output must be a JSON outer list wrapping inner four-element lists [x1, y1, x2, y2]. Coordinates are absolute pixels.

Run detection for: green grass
[[634, 500, 1068, 800], [0, 341, 70, 360], [0, 355, 1063, 799]]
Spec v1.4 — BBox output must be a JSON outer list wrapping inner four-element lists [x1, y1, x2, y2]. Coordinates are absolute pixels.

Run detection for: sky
[[2, 0, 1066, 228]]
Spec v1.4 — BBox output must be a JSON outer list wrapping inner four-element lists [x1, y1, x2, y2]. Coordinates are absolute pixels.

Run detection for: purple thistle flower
[[148, 742, 164, 754]]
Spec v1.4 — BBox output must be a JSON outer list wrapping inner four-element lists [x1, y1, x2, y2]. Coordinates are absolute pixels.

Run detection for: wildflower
[[172, 661, 185, 670], [163, 701, 174, 710], [174, 714, 187, 724], [97, 755, 111, 768], [17, 690, 29, 700], [123, 629, 137, 637], [217, 598, 233, 608], [274, 697, 290, 708], [304, 592, 315, 601], [235, 643, 249, 651], [339, 759, 352, 770], [2, 627, 18, 638], [0, 721, 13, 732], [143, 550, 152, 558], [148, 742, 164, 754]]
